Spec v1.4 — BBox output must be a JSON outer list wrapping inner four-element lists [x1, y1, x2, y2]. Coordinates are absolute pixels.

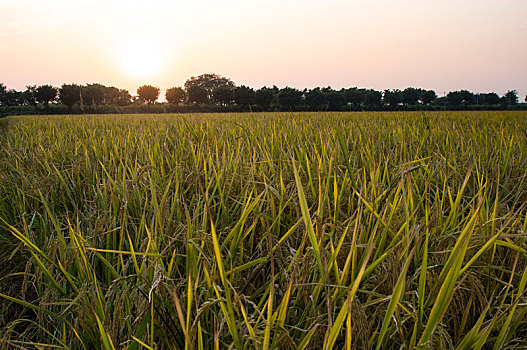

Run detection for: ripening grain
[[1, 111, 527, 349]]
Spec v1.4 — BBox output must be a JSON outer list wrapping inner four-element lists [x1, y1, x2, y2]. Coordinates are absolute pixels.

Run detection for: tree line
[[1, 73, 525, 115]]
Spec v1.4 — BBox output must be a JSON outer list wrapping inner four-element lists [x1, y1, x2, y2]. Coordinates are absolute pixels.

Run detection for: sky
[[1, 0, 526, 100]]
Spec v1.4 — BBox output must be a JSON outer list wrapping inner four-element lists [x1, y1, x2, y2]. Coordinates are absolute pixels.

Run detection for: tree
[[383, 89, 401, 108], [184, 73, 234, 99], [525, 94, 527, 103], [106, 87, 131, 106], [421, 90, 437, 105], [2, 89, 24, 106], [187, 85, 209, 105], [82, 84, 106, 106], [446, 91, 463, 107], [401, 88, 420, 106], [35, 85, 58, 105], [446, 90, 475, 107], [254, 87, 275, 111], [326, 90, 346, 110], [305, 88, 327, 110], [137, 85, 160, 104], [165, 87, 186, 105], [342, 88, 364, 108], [363, 89, 382, 108], [434, 96, 446, 108], [24, 86, 37, 106], [234, 86, 255, 109], [59, 84, 82, 108], [478, 93, 500, 105], [212, 86, 234, 106], [277, 87, 302, 110], [0, 83, 6, 105], [502, 90, 518, 106]]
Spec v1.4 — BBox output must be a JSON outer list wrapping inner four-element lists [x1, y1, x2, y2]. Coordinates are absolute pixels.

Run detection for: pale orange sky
[[1, 0, 526, 100]]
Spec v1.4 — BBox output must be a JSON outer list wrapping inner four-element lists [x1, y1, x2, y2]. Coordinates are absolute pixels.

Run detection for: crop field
[[1, 111, 527, 349]]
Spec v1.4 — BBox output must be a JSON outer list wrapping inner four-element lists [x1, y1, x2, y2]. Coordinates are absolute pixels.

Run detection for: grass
[[0, 111, 526, 349]]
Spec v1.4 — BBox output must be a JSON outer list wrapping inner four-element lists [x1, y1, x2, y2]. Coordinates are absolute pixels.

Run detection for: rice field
[[1, 111, 527, 349]]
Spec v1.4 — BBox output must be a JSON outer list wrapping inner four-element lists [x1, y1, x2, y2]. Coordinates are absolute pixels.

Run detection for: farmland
[[1, 111, 527, 349]]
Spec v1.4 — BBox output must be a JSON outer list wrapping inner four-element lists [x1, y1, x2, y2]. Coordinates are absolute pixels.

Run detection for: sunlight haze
[[1, 0, 526, 97]]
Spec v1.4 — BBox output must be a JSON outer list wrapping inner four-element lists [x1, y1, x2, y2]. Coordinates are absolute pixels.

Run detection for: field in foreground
[[1, 111, 527, 349]]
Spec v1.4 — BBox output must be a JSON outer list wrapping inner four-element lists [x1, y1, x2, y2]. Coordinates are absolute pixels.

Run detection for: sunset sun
[[119, 40, 164, 79]]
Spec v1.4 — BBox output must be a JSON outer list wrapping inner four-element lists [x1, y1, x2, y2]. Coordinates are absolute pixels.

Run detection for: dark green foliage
[[59, 84, 83, 108], [383, 89, 402, 107], [502, 90, 519, 106], [186, 85, 209, 105], [401, 87, 421, 105], [1, 77, 525, 115], [342, 87, 364, 108], [82, 83, 106, 106], [363, 89, 382, 108], [212, 85, 234, 106], [305, 88, 327, 110], [254, 87, 275, 111], [233, 85, 255, 108], [478, 92, 500, 105], [277, 87, 302, 110], [34, 85, 58, 105], [447, 90, 476, 107], [326, 91, 346, 110], [421, 89, 437, 105], [184, 73, 234, 99]]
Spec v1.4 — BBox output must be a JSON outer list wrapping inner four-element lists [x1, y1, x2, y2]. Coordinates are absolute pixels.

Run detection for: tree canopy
[[165, 87, 186, 105], [184, 73, 234, 99], [187, 85, 208, 105], [137, 85, 160, 104], [1, 74, 525, 114]]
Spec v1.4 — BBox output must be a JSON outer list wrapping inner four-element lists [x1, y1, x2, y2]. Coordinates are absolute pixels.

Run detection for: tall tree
[[24, 86, 38, 106], [0, 83, 6, 105], [59, 84, 82, 108], [82, 84, 106, 106], [502, 90, 518, 106], [305, 88, 327, 110], [447, 90, 475, 107], [254, 87, 275, 111], [106, 87, 131, 106], [363, 89, 382, 108], [187, 85, 209, 105], [421, 90, 437, 105], [137, 85, 160, 104], [165, 87, 187, 105], [1, 88, 24, 106], [326, 90, 346, 110], [234, 86, 255, 109], [184, 73, 234, 99], [401, 87, 420, 105], [35, 85, 58, 105], [212, 86, 234, 106], [342, 88, 364, 108], [383, 89, 401, 108], [277, 87, 302, 110], [478, 93, 500, 105]]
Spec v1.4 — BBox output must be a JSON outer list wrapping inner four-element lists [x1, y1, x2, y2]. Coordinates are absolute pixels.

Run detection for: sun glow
[[118, 39, 165, 79]]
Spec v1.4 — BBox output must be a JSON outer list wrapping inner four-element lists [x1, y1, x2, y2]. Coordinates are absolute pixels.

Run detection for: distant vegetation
[[1, 74, 526, 116]]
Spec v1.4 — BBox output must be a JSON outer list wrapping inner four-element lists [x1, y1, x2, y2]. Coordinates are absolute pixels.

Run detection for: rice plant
[[1, 111, 526, 349]]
